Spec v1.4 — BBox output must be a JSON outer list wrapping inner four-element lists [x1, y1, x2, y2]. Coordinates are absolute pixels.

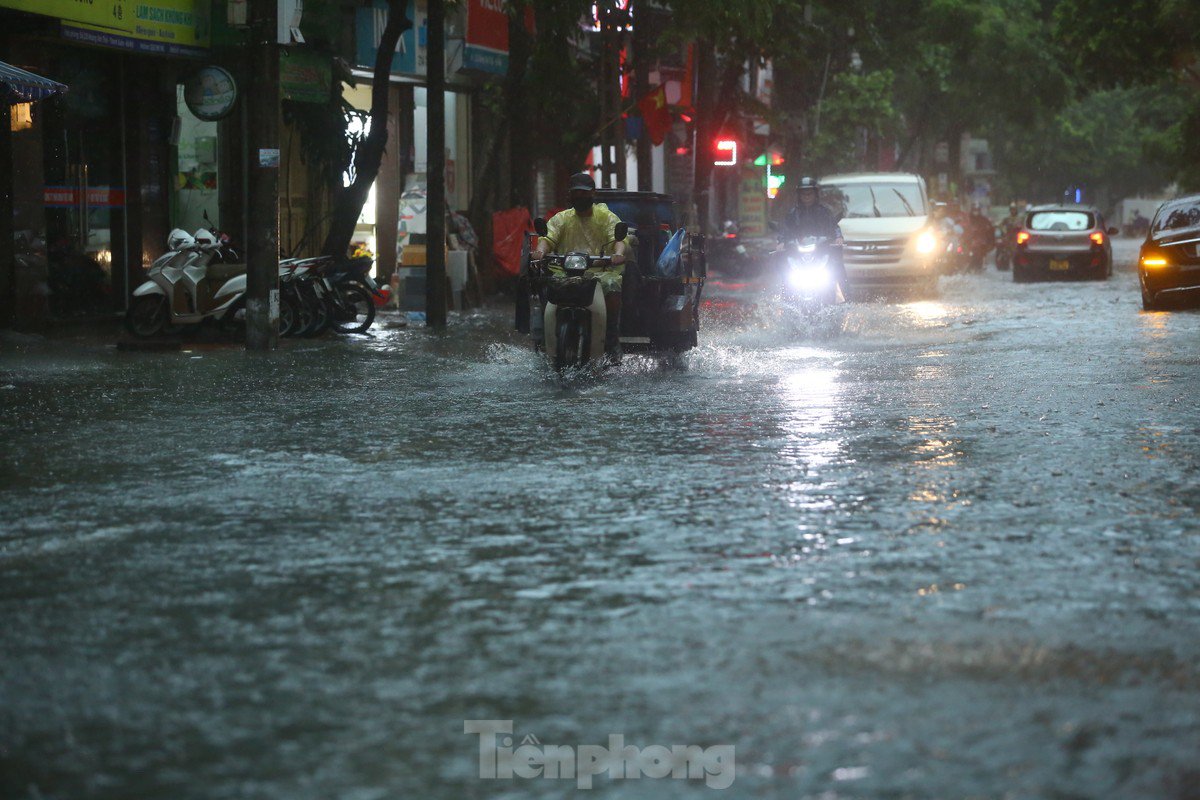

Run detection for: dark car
[[1012, 205, 1115, 282], [1138, 194, 1200, 310]]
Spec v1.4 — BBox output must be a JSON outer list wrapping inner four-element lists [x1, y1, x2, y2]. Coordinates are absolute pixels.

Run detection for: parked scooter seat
[[206, 262, 245, 281]]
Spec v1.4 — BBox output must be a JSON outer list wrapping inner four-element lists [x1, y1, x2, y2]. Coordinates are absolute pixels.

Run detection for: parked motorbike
[[529, 219, 628, 373], [272, 254, 380, 337], [125, 227, 244, 337]]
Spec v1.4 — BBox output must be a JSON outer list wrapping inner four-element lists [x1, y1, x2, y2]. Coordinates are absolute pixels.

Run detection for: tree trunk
[[321, 0, 411, 258]]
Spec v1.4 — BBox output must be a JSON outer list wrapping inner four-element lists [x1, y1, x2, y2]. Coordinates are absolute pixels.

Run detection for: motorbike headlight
[[788, 265, 830, 291], [915, 231, 938, 254], [564, 254, 588, 271]]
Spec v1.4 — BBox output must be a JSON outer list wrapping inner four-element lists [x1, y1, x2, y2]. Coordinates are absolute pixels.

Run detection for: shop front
[[0, 0, 210, 328], [352, 0, 502, 279]]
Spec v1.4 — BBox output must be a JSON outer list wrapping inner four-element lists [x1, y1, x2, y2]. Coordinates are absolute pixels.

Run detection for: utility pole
[[632, 1, 652, 193], [245, 0, 280, 350], [426, 0, 447, 328], [598, 5, 628, 190]]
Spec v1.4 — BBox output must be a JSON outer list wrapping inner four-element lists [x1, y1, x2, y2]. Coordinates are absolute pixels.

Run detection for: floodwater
[[2, 241, 1199, 798]]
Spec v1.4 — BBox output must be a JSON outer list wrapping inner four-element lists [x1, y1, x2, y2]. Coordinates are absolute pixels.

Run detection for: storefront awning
[[0, 61, 66, 103]]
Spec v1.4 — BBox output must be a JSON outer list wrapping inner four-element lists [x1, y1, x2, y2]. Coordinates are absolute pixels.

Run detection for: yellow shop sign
[[0, 0, 210, 56]]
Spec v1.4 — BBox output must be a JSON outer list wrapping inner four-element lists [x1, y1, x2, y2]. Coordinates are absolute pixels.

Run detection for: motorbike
[[773, 230, 846, 309], [529, 219, 628, 373], [273, 254, 380, 337], [994, 223, 1017, 271], [125, 227, 244, 337]]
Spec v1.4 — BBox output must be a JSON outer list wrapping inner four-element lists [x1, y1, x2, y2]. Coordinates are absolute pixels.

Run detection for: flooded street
[[2, 243, 1199, 798]]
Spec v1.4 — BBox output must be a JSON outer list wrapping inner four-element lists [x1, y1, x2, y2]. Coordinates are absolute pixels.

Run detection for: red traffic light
[[713, 139, 738, 166]]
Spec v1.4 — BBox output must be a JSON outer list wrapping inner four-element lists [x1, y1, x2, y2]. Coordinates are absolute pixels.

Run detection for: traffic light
[[753, 152, 785, 167], [766, 171, 785, 199], [713, 139, 738, 166]]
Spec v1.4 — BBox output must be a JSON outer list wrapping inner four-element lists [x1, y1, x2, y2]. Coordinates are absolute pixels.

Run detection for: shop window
[[174, 84, 219, 234]]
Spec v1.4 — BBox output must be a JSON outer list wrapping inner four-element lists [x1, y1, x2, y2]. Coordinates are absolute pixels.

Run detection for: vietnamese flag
[[637, 85, 672, 146]]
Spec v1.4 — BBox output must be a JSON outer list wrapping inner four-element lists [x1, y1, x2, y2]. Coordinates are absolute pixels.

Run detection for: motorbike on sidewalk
[[125, 227, 245, 338], [274, 254, 381, 337], [529, 219, 628, 373]]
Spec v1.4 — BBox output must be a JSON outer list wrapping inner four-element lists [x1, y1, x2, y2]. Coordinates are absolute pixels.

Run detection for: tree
[[320, 0, 411, 258]]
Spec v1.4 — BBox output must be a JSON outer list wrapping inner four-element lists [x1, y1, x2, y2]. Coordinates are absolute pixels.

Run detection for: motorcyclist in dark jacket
[[785, 177, 846, 288]]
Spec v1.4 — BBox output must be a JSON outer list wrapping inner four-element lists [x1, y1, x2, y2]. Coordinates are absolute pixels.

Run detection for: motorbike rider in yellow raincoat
[[531, 171, 629, 353]]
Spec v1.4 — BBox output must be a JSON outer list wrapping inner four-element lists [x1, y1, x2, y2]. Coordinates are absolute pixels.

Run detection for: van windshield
[[822, 182, 927, 218]]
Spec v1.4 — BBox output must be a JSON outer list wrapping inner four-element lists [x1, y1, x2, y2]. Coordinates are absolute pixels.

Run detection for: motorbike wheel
[[125, 295, 169, 338], [554, 319, 585, 372], [283, 290, 310, 337], [329, 284, 376, 334], [302, 294, 330, 337], [279, 293, 298, 336]]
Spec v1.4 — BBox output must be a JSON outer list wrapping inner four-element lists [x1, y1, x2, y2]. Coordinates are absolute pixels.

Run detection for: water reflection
[[900, 300, 951, 327], [903, 415, 962, 526], [773, 353, 847, 522]]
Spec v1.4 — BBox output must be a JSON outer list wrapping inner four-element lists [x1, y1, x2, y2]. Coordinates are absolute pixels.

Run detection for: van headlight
[[915, 231, 938, 254]]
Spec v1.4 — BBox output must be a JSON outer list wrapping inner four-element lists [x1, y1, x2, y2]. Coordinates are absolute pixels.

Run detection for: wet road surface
[[2, 240, 1199, 798]]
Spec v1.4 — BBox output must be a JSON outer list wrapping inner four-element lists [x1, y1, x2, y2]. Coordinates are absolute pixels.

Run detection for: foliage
[[993, 83, 1194, 202], [282, 98, 359, 190], [1053, 0, 1199, 88], [804, 70, 901, 174]]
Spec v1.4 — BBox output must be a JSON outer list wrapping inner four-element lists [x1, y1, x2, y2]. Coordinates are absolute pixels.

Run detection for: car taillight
[[1089, 232, 1104, 245], [1016, 231, 1030, 245], [1141, 255, 1168, 268]]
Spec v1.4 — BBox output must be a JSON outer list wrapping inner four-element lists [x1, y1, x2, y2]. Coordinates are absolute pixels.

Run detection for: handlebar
[[531, 254, 617, 269]]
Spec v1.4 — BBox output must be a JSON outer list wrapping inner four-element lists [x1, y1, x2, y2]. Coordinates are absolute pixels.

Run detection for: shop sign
[[463, 0, 508, 76], [44, 186, 126, 208], [0, 0, 211, 57], [356, 0, 427, 77], [280, 50, 331, 104], [738, 168, 767, 237], [183, 66, 237, 121]]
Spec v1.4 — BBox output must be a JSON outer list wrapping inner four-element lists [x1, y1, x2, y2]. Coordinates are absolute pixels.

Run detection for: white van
[[820, 173, 940, 293]]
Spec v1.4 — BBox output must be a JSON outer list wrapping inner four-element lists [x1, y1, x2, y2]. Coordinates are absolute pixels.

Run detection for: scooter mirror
[[534, 218, 549, 238], [614, 222, 628, 242]]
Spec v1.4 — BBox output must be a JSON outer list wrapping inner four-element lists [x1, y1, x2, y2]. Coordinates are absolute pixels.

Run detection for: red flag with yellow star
[[637, 86, 672, 146]]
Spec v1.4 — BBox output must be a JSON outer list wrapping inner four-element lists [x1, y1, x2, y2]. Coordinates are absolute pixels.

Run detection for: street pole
[[426, 0, 447, 328], [632, 1, 652, 193], [245, 0, 280, 350]]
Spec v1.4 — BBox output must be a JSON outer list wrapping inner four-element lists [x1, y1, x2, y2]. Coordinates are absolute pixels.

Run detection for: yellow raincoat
[[538, 203, 627, 293]]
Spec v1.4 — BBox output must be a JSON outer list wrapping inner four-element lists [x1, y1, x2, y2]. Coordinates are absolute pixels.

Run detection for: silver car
[[1012, 205, 1115, 282]]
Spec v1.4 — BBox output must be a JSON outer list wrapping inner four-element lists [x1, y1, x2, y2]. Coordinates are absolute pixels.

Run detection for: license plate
[[1049, 258, 1069, 271]]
